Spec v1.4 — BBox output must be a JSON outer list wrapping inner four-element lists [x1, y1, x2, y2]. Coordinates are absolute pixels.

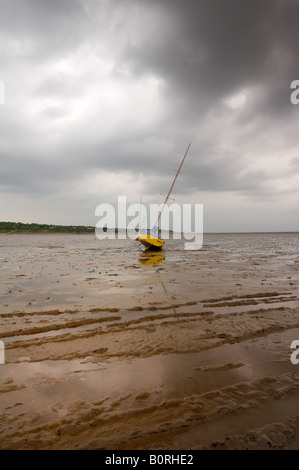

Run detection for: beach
[[1, 232, 299, 449]]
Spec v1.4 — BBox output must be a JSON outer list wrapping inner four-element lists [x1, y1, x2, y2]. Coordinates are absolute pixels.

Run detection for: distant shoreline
[[0, 223, 298, 235], [0, 222, 95, 234]]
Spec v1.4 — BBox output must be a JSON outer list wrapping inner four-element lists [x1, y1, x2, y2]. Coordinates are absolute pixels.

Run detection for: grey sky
[[0, 0, 299, 231]]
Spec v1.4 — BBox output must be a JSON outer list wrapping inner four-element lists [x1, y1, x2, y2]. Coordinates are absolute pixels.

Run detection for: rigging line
[[154, 142, 191, 228], [139, 195, 162, 232], [139, 204, 150, 232]]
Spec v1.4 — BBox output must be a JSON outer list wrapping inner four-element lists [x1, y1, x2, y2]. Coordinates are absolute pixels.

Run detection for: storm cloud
[[0, 0, 299, 230]]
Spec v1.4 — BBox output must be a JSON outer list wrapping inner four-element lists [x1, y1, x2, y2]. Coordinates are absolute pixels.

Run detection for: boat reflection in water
[[138, 250, 177, 314], [138, 250, 165, 266]]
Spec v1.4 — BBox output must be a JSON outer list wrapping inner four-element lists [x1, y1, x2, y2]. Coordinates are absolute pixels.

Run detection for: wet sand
[[0, 232, 299, 449]]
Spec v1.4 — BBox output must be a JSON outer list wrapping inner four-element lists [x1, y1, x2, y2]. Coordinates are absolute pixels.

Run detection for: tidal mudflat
[[1, 232, 299, 449]]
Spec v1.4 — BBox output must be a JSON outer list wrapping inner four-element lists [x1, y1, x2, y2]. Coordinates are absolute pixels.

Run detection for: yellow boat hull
[[137, 232, 164, 250]]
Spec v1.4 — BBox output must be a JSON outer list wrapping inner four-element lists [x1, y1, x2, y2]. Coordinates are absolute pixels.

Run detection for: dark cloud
[[0, 0, 298, 229]]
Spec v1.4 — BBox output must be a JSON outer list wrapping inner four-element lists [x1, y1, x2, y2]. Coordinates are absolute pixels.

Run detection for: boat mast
[[154, 142, 191, 228]]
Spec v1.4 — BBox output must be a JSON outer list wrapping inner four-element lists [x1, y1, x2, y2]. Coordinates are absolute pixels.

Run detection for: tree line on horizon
[[0, 221, 95, 234]]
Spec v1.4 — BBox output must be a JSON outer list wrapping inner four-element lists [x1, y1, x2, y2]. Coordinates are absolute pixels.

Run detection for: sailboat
[[137, 143, 191, 250]]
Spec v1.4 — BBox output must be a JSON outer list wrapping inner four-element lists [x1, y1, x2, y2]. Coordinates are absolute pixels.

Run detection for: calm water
[[1, 232, 299, 449], [0, 232, 298, 314]]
